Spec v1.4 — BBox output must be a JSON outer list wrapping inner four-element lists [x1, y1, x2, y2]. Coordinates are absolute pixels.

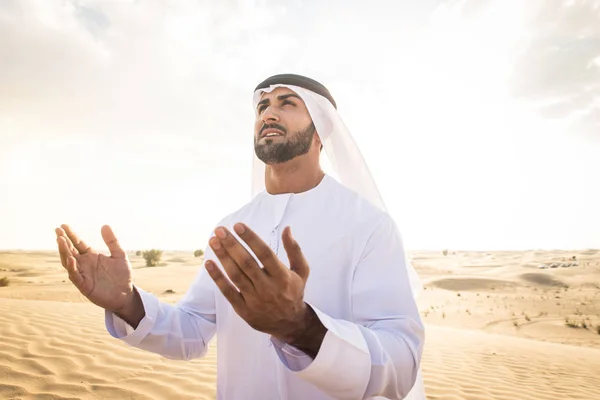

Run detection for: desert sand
[[1, 249, 599, 399]]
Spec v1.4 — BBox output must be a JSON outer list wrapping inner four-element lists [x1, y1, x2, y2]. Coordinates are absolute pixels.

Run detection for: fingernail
[[215, 228, 227, 239], [210, 237, 221, 249], [206, 261, 214, 271], [234, 223, 245, 235]]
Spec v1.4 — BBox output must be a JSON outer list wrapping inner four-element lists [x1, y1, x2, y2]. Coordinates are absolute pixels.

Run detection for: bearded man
[[55, 73, 425, 400]]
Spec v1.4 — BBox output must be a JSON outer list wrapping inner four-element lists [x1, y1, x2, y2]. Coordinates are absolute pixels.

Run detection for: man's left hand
[[205, 223, 311, 343]]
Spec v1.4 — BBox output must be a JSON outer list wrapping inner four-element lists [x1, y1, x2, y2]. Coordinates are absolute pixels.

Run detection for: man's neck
[[264, 158, 325, 195]]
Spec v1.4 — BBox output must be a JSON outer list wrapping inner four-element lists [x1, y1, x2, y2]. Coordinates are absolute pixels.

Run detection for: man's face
[[254, 87, 317, 164]]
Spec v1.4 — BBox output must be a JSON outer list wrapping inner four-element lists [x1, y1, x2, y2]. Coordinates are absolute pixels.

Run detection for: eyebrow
[[257, 93, 303, 110]]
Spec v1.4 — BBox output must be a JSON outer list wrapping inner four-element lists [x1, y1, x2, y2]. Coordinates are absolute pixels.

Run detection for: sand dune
[[0, 299, 217, 400], [422, 326, 600, 400], [519, 272, 569, 288], [1, 249, 599, 399], [429, 277, 518, 291]]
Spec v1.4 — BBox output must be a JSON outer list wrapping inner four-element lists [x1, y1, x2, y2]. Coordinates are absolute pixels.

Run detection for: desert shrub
[[442, 249, 448, 256], [0, 277, 9, 287], [135, 250, 142, 256], [565, 317, 588, 329], [142, 249, 163, 267], [194, 249, 204, 257]]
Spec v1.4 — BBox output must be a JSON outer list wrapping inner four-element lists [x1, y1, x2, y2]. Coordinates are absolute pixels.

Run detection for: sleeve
[[270, 214, 425, 399], [105, 246, 219, 361]]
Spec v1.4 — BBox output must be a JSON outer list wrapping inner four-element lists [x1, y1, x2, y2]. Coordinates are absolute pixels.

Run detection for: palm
[[56, 224, 134, 313], [75, 251, 133, 311]]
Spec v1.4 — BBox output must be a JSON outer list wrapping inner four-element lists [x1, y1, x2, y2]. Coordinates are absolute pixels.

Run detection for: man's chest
[[214, 213, 362, 325]]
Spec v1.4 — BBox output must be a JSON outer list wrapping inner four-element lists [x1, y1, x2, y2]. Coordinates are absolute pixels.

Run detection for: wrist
[[278, 302, 310, 343], [114, 287, 145, 328], [277, 303, 327, 359]]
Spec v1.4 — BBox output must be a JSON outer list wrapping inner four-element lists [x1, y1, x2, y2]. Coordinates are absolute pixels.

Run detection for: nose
[[261, 105, 279, 124]]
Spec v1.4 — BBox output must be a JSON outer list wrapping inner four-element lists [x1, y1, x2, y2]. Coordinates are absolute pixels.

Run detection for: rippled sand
[[1, 249, 599, 399]]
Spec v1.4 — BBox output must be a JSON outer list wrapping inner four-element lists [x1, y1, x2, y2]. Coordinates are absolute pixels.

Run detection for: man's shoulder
[[325, 176, 391, 227]]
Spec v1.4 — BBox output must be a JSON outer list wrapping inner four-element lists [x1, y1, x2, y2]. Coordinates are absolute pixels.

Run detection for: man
[[55, 74, 425, 399]]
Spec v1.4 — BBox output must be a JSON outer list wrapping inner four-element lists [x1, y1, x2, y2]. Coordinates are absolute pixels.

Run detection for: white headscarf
[[252, 84, 386, 211]]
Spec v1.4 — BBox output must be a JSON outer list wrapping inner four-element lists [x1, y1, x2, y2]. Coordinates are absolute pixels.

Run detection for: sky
[[1, 0, 599, 252]]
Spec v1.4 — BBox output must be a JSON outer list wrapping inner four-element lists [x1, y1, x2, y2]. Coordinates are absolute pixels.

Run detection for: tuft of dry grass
[[565, 317, 591, 329], [0, 276, 9, 287]]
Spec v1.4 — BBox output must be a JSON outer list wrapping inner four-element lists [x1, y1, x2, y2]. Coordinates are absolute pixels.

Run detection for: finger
[[231, 223, 286, 278], [215, 227, 267, 284], [281, 226, 310, 282], [209, 236, 256, 293], [61, 224, 92, 254], [56, 236, 75, 270], [56, 229, 69, 267], [101, 225, 126, 258], [56, 227, 79, 259], [66, 255, 84, 288], [205, 260, 245, 310]]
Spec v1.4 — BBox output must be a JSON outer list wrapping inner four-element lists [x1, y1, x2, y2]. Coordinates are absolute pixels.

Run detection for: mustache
[[259, 123, 287, 136]]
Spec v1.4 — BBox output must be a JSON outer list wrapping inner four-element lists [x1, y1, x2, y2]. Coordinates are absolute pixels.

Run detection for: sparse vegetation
[[0, 277, 9, 287], [565, 317, 590, 329], [135, 250, 142, 256], [142, 249, 163, 267], [194, 249, 205, 257], [442, 249, 448, 256], [596, 325, 600, 335]]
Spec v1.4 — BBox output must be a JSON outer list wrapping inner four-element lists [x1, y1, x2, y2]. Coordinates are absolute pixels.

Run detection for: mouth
[[260, 128, 285, 139]]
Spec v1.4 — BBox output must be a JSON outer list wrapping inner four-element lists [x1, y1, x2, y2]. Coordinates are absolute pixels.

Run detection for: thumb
[[101, 225, 126, 258], [282, 226, 309, 282]]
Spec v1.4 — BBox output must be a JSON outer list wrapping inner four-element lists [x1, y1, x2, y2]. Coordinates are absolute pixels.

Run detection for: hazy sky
[[1, 0, 599, 252]]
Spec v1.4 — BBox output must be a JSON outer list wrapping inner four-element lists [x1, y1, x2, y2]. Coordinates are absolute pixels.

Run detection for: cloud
[[433, 0, 600, 135], [0, 0, 294, 145], [509, 1, 600, 133]]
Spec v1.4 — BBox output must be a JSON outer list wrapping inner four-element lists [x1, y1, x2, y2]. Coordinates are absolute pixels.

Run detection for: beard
[[254, 121, 316, 164]]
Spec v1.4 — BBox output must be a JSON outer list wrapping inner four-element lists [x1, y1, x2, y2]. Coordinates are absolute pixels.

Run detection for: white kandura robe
[[106, 174, 425, 400]]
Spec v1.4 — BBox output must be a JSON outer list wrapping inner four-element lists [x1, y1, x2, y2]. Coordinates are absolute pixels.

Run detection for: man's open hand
[[55, 224, 143, 326], [205, 223, 313, 343]]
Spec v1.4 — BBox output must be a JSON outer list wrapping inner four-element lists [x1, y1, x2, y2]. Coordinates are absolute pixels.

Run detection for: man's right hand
[[55, 224, 145, 328]]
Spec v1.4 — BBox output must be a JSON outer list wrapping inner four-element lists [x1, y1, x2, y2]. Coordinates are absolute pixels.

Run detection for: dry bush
[[565, 317, 588, 329], [0, 277, 9, 287], [142, 249, 163, 267]]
